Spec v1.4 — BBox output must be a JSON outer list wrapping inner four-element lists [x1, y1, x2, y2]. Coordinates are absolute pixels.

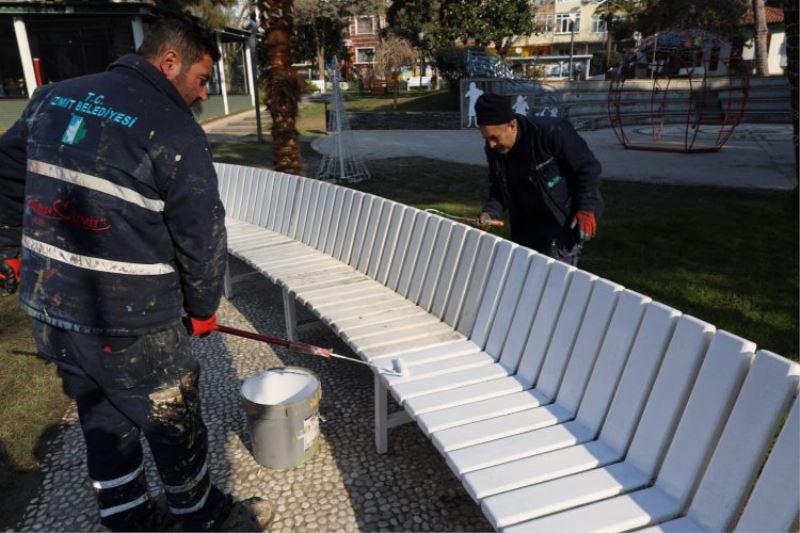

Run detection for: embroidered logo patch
[[547, 175, 562, 188], [61, 115, 87, 145]]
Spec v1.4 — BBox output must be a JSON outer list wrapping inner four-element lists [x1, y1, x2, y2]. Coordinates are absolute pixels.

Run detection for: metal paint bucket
[[240, 367, 321, 469]]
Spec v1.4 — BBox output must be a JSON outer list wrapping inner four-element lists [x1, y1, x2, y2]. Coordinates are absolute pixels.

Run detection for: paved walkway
[[203, 109, 795, 190], [14, 258, 489, 532], [310, 124, 796, 191]]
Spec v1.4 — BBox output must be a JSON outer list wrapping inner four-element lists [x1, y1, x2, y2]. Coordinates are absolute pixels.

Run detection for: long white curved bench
[[215, 162, 799, 532]]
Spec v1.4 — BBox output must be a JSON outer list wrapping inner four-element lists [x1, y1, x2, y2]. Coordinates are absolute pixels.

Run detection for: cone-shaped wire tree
[[259, 0, 304, 174]]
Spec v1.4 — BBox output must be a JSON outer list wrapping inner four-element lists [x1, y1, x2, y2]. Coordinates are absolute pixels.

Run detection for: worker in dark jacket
[[475, 93, 603, 265], [0, 14, 268, 532]]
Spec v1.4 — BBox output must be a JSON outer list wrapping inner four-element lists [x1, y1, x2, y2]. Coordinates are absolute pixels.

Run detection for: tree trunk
[[752, 0, 770, 76], [783, 0, 798, 185], [260, 0, 304, 174], [315, 24, 325, 88]]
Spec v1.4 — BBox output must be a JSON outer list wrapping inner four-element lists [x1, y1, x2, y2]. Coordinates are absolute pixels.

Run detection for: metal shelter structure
[[608, 30, 749, 153]]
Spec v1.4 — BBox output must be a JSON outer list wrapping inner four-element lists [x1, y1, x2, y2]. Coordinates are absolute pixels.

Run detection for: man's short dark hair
[[138, 13, 221, 65]]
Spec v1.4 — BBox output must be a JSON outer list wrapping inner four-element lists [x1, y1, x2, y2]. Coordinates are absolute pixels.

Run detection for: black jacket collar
[[108, 54, 191, 115]]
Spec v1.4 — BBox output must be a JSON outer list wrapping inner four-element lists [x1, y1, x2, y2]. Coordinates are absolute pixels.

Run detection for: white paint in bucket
[[241, 368, 320, 405]]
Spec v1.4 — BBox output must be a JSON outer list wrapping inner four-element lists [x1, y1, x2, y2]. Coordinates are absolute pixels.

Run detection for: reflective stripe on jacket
[[0, 54, 227, 335]]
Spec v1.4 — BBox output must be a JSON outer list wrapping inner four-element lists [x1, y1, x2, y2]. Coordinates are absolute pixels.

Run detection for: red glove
[[186, 315, 217, 337], [0, 257, 21, 295], [571, 211, 597, 241]]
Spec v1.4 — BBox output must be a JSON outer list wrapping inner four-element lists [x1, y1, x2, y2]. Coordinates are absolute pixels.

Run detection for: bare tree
[[374, 34, 416, 81], [752, 0, 770, 76], [260, 0, 304, 174]]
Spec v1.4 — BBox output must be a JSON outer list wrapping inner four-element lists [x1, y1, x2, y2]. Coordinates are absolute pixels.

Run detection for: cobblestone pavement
[[12, 258, 492, 532]]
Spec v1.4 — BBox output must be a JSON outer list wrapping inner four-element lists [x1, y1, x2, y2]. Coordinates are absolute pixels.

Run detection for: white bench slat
[[335, 191, 364, 263], [385, 352, 497, 387], [395, 210, 432, 296], [303, 287, 404, 311], [418, 389, 551, 435], [263, 170, 279, 230], [356, 197, 387, 273], [358, 332, 465, 360], [289, 178, 314, 240], [430, 225, 470, 318], [404, 377, 528, 417], [440, 229, 481, 326], [410, 267, 590, 433], [430, 289, 646, 457], [347, 195, 378, 268], [502, 484, 677, 533], [484, 248, 540, 358], [590, 302, 679, 446], [342, 315, 454, 345], [447, 419, 593, 476], [328, 302, 422, 332], [509, 261, 575, 387], [406, 216, 445, 302], [418, 278, 621, 456], [530, 270, 596, 400], [332, 189, 356, 261], [503, 331, 755, 532], [299, 179, 323, 244], [400, 257, 562, 424], [370, 340, 481, 368], [679, 350, 800, 532], [390, 364, 514, 404], [366, 202, 398, 279], [469, 240, 516, 349], [242, 167, 264, 226], [433, 403, 573, 453], [276, 174, 297, 235], [320, 186, 344, 256], [319, 297, 420, 325], [422, 221, 465, 313], [455, 233, 501, 337], [413, 217, 454, 306], [449, 313, 713, 478], [315, 184, 340, 252], [385, 208, 421, 291], [226, 165, 245, 221], [353, 322, 461, 353], [544, 279, 621, 417], [461, 303, 678, 502], [376, 205, 410, 286], [734, 396, 799, 532], [332, 307, 432, 334]]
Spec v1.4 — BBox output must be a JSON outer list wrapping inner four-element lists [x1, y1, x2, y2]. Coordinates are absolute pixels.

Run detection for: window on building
[[355, 16, 375, 35], [535, 14, 555, 32], [0, 18, 27, 97], [25, 16, 135, 85], [591, 14, 607, 33], [355, 48, 375, 64], [555, 13, 580, 34]]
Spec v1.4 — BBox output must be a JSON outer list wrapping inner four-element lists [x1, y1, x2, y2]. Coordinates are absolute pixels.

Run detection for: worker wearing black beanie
[[475, 92, 603, 266]]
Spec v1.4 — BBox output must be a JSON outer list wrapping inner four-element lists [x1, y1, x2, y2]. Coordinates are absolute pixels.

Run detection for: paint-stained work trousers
[[33, 321, 227, 532]]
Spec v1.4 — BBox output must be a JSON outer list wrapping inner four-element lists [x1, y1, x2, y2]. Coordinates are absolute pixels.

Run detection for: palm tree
[[752, 0, 769, 76], [259, 0, 304, 174]]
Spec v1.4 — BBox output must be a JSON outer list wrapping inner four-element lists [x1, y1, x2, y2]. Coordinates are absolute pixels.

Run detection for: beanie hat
[[475, 93, 514, 126]]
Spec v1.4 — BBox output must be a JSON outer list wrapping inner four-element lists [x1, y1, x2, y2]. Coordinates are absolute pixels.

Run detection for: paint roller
[[424, 208, 505, 229], [215, 324, 408, 377]]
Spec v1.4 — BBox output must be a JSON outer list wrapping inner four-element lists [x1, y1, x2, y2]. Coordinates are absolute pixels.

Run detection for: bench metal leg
[[375, 374, 389, 454], [374, 375, 413, 455], [282, 287, 298, 341], [223, 258, 233, 299]]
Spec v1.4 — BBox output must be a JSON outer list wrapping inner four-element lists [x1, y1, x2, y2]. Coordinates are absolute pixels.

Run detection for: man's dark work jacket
[[0, 54, 227, 335], [483, 114, 603, 251]]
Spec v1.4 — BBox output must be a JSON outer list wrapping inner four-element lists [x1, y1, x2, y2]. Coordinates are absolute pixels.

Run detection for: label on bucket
[[303, 414, 319, 451]]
